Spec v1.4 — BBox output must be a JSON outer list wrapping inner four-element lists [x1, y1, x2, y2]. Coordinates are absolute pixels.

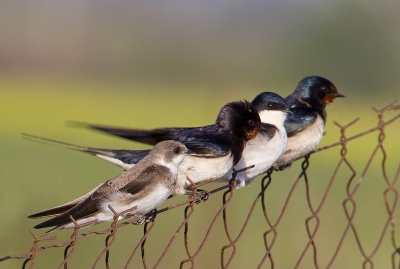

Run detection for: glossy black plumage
[[276, 76, 344, 167], [73, 100, 262, 166], [283, 76, 344, 137]]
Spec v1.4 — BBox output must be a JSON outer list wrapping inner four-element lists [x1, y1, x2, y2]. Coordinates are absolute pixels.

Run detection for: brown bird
[[28, 140, 189, 233]]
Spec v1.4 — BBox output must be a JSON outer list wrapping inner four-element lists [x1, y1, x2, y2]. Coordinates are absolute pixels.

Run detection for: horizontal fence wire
[[1, 101, 399, 269]]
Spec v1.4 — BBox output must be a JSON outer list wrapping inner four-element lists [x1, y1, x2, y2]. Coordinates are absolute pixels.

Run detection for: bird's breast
[[224, 126, 287, 185], [277, 115, 324, 165], [174, 154, 233, 194]]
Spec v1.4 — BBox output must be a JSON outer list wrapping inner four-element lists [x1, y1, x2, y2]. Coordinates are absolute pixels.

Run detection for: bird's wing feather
[[92, 165, 167, 200], [120, 165, 172, 194], [71, 122, 232, 157], [33, 196, 101, 229], [284, 107, 317, 137], [91, 149, 150, 166], [70, 121, 185, 145], [258, 123, 277, 140], [71, 121, 233, 153], [28, 204, 77, 219], [184, 141, 230, 157], [28, 183, 103, 219]]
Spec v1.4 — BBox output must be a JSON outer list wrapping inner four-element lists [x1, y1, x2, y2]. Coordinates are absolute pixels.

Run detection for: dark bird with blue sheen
[[276, 76, 344, 168], [218, 92, 290, 187]]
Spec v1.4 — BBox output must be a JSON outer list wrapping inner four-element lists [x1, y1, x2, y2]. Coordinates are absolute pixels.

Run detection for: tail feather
[[22, 133, 147, 170], [67, 121, 173, 145], [28, 204, 77, 219], [28, 182, 102, 220], [22, 133, 98, 155]]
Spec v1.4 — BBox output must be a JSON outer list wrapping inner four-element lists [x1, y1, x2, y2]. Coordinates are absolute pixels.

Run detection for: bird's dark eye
[[248, 119, 255, 126], [321, 86, 328, 92], [174, 147, 180, 154], [268, 103, 273, 108]]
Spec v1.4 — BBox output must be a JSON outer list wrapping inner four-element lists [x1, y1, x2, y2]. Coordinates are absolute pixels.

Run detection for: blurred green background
[[1, 1, 399, 268]]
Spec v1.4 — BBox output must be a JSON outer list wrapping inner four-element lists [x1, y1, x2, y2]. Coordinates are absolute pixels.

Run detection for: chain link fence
[[1, 101, 399, 269]]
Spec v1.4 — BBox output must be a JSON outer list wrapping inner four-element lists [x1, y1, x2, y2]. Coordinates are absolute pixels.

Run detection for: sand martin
[[276, 76, 344, 168], [28, 140, 189, 233]]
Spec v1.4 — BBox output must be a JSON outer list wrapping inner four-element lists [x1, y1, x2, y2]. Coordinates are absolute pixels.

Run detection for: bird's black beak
[[335, 93, 345, 98]]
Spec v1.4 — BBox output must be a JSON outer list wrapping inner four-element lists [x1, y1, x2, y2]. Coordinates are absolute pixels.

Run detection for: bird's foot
[[130, 214, 146, 225], [273, 163, 292, 171], [189, 189, 209, 204], [128, 211, 156, 225], [143, 210, 156, 223], [234, 179, 246, 189]]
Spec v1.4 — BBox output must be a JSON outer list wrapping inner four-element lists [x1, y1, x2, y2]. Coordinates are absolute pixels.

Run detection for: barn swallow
[[217, 92, 290, 187], [28, 140, 189, 233], [29, 100, 263, 195], [275, 76, 344, 168]]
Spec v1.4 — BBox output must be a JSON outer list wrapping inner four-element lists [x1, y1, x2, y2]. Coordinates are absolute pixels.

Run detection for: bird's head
[[150, 140, 190, 171], [293, 76, 344, 107], [216, 100, 261, 141], [251, 92, 291, 124]]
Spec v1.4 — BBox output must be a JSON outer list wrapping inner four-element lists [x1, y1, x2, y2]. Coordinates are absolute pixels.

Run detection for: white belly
[[277, 116, 324, 165], [174, 154, 233, 194], [96, 153, 233, 195], [221, 127, 287, 188]]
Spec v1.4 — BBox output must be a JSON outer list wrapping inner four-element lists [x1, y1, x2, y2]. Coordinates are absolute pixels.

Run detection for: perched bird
[[218, 92, 290, 187], [28, 140, 189, 233], [25, 93, 290, 190], [275, 76, 344, 168], [30, 100, 263, 195]]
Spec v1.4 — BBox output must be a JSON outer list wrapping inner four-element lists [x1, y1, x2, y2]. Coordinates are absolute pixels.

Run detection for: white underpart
[[158, 155, 184, 176], [174, 154, 233, 195], [220, 110, 288, 188], [63, 184, 171, 229], [94, 149, 231, 195], [277, 115, 324, 165], [96, 154, 134, 170]]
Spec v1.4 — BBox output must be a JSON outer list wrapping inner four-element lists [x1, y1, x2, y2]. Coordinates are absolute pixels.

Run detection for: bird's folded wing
[[184, 141, 230, 157], [284, 107, 317, 137], [92, 165, 167, 199], [27, 183, 103, 219], [33, 197, 101, 229], [258, 123, 278, 140]]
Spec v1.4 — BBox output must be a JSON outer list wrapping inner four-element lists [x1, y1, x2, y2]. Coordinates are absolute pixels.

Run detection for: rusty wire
[[1, 101, 399, 268]]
